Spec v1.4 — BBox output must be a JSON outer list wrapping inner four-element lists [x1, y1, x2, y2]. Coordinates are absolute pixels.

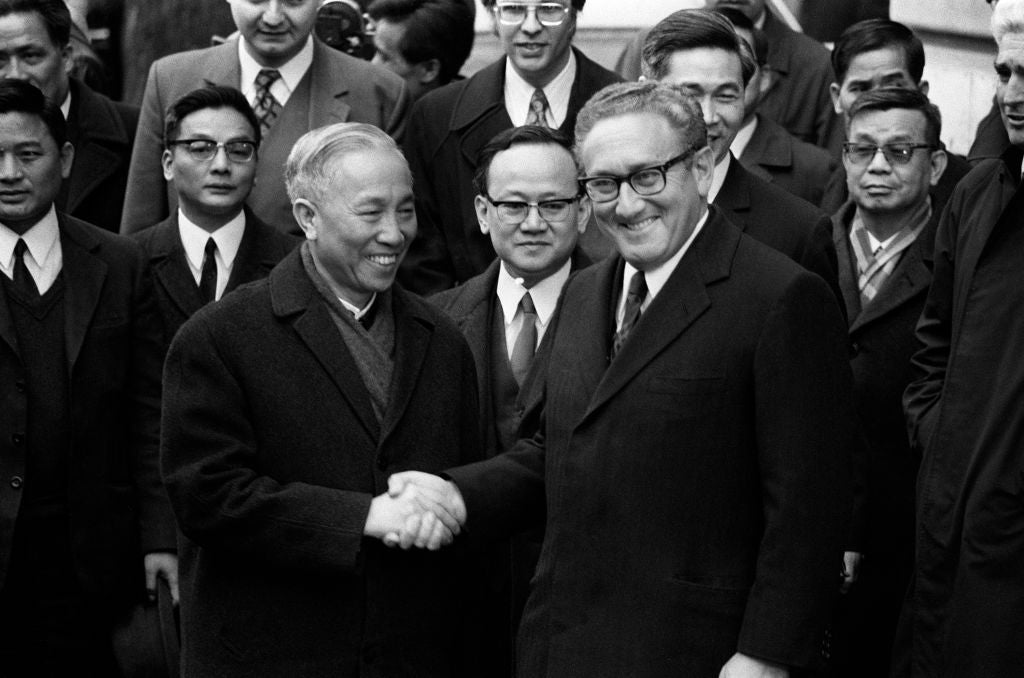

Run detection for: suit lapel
[[272, 254, 380, 441], [201, 41, 242, 89], [581, 214, 734, 422], [0, 281, 17, 356], [380, 289, 433, 445], [224, 210, 284, 293], [713, 155, 753, 232], [308, 39, 353, 127], [832, 203, 862, 323], [446, 261, 500, 409], [148, 216, 204, 319], [60, 217, 107, 372]]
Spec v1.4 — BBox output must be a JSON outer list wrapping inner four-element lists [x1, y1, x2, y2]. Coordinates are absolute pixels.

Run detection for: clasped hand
[[362, 471, 466, 550]]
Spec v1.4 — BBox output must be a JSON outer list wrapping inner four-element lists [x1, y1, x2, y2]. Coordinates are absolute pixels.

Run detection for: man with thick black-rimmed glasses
[[132, 86, 297, 347], [399, 0, 621, 295]]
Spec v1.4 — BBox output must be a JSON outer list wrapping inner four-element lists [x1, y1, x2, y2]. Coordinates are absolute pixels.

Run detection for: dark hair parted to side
[[832, 19, 925, 86], [573, 80, 708, 162], [163, 86, 261, 149], [0, 0, 71, 47], [0, 78, 66, 146], [367, 0, 475, 85], [641, 9, 757, 87], [846, 87, 942, 147], [713, 7, 767, 66], [473, 125, 577, 196], [480, 0, 585, 10]]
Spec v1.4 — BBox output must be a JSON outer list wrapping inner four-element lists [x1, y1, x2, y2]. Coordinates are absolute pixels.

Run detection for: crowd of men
[[0, 0, 1021, 676]]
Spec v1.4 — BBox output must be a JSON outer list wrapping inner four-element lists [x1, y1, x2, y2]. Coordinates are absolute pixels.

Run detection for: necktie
[[253, 68, 282, 136], [525, 88, 551, 127], [198, 237, 218, 304], [12, 238, 39, 298], [509, 292, 538, 386], [612, 271, 647, 359]]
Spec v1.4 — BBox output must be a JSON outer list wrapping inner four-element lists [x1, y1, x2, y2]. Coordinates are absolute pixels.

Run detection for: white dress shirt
[[238, 35, 314, 107], [504, 50, 576, 128], [177, 209, 246, 301], [496, 259, 571, 359], [707, 152, 731, 204], [0, 206, 62, 294], [730, 116, 758, 160], [616, 209, 709, 330]]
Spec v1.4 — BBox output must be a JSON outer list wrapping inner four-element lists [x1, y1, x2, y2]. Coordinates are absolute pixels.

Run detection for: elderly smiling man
[[161, 122, 481, 677], [389, 80, 856, 678]]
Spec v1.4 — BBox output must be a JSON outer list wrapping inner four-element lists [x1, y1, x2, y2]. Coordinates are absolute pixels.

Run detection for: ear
[[59, 141, 74, 180], [691, 145, 716, 200], [417, 58, 441, 86], [161, 149, 174, 182], [575, 194, 592, 234], [60, 42, 73, 76], [292, 199, 319, 240], [474, 194, 491, 235], [928, 148, 948, 187], [918, 80, 930, 97], [830, 82, 843, 115]]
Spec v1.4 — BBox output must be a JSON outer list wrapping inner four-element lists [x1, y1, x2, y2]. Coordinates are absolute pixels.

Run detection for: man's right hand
[[378, 471, 467, 550]]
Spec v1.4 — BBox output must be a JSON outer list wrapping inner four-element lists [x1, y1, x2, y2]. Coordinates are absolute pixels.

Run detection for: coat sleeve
[[160, 314, 375, 575], [120, 60, 170, 234], [128, 245, 177, 553], [903, 197, 958, 456], [737, 270, 855, 669]]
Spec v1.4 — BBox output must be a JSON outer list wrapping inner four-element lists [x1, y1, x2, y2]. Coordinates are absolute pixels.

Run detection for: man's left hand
[[719, 652, 789, 678], [143, 552, 179, 605]]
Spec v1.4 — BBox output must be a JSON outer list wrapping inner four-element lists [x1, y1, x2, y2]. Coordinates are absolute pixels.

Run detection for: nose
[[614, 182, 645, 222], [865, 147, 893, 172], [520, 6, 543, 34], [1005, 71, 1024, 105], [2, 58, 27, 81], [519, 204, 549, 232], [377, 211, 406, 247], [209, 145, 231, 172], [0, 152, 24, 182], [698, 94, 719, 125], [261, 0, 284, 25]]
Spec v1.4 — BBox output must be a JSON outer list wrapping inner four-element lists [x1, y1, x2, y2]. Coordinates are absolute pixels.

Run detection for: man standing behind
[[121, 0, 408, 235], [0, 79, 174, 676], [0, 0, 137, 232], [432, 125, 590, 676], [642, 9, 842, 307], [368, 0, 475, 102], [161, 122, 481, 677], [400, 0, 621, 294], [133, 86, 297, 345], [829, 88, 947, 677], [901, 1, 1024, 675], [392, 81, 855, 677]]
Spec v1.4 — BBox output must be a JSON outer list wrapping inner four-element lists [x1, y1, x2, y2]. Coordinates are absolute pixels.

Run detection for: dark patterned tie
[[198, 237, 218, 304], [612, 271, 647, 359], [510, 292, 538, 386], [525, 88, 551, 127], [253, 68, 282, 136], [12, 238, 39, 297]]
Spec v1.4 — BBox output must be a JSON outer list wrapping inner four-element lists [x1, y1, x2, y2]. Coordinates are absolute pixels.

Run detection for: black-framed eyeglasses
[[579, 150, 693, 203], [842, 142, 934, 167], [167, 139, 257, 163], [484, 195, 579, 224], [493, 2, 571, 26]]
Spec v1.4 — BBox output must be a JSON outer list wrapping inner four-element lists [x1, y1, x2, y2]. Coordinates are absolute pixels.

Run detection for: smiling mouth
[[367, 254, 399, 266], [619, 216, 658, 231]]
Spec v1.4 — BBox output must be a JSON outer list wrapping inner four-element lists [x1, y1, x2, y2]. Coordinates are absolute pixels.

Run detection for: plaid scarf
[[849, 201, 931, 306]]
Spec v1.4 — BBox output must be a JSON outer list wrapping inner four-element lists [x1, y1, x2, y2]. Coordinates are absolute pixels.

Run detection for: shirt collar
[[707, 152, 731, 203], [496, 257, 572, 327], [503, 49, 577, 127], [754, 10, 767, 30], [60, 89, 71, 120], [237, 35, 314, 100], [0, 205, 60, 270], [730, 116, 758, 160], [177, 208, 247, 272], [621, 207, 709, 310]]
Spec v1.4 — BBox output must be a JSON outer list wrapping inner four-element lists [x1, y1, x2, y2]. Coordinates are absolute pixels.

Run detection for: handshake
[[363, 471, 467, 550]]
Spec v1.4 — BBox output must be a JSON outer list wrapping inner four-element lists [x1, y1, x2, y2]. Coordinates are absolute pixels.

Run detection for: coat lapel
[[63, 79, 132, 213], [380, 289, 434, 445], [308, 40, 353, 127], [271, 253, 380, 441], [442, 260, 500, 409], [581, 212, 735, 422], [224, 209, 289, 293], [60, 216, 107, 372], [739, 115, 793, 183], [0, 280, 17, 356], [713, 155, 753, 232], [147, 215, 204, 320], [832, 202, 862, 323]]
